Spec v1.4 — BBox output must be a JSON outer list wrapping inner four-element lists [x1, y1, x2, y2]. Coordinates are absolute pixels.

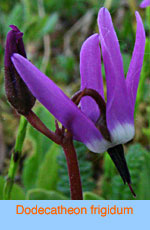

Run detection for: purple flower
[[11, 8, 145, 154], [10, 8, 145, 193], [4, 25, 35, 115], [140, 0, 150, 8]]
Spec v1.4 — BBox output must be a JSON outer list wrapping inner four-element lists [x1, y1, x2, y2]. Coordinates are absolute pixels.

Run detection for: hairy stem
[[3, 116, 27, 200]]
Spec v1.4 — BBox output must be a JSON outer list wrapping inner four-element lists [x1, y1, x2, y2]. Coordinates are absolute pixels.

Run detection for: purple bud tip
[[128, 183, 136, 198], [9, 25, 20, 32]]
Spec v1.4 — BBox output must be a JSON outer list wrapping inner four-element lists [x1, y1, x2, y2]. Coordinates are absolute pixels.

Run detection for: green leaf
[[26, 189, 67, 200], [10, 184, 25, 200], [22, 154, 39, 191], [36, 143, 60, 190], [83, 192, 104, 200]]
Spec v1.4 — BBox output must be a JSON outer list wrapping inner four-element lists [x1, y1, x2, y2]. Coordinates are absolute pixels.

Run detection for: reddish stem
[[62, 133, 83, 200], [25, 111, 83, 200], [25, 110, 62, 145]]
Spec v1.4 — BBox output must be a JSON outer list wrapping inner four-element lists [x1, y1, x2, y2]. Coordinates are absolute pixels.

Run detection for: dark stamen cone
[[107, 144, 136, 197], [4, 25, 35, 115]]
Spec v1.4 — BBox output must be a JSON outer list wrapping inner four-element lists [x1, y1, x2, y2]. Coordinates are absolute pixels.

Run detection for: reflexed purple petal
[[80, 34, 104, 123], [12, 53, 109, 153], [98, 7, 125, 105], [126, 12, 146, 111], [98, 8, 133, 136], [140, 0, 150, 8]]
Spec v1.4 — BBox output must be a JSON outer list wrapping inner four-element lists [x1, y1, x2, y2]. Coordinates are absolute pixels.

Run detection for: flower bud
[[4, 25, 35, 115]]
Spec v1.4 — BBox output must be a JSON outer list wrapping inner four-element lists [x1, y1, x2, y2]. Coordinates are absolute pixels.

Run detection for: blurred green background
[[0, 0, 150, 200]]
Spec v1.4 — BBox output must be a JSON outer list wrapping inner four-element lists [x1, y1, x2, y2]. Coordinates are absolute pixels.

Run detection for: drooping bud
[[4, 25, 35, 115]]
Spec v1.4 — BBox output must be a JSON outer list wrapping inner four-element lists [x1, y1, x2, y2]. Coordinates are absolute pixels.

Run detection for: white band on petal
[[111, 123, 135, 145], [86, 123, 135, 153]]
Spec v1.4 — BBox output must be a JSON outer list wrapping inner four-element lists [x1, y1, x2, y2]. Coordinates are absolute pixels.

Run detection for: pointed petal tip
[[11, 53, 17, 62], [99, 7, 107, 13], [135, 11, 145, 38], [135, 11, 146, 37], [135, 11, 144, 24], [135, 11, 139, 17], [98, 7, 109, 18], [11, 53, 21, 61], [80, 33, 99, 52], [80, 34, 99, 60]]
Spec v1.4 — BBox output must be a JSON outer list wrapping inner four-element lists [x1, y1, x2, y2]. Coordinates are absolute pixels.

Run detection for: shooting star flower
[[79, 8, 145, 192]]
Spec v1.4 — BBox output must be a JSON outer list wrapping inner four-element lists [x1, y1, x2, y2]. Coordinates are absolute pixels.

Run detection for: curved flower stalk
[[11, 8, 145, 197], [140, 0, 150, 8]]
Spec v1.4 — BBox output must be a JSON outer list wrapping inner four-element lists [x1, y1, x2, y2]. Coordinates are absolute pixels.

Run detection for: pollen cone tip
[[128, 183, 136, 198]]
